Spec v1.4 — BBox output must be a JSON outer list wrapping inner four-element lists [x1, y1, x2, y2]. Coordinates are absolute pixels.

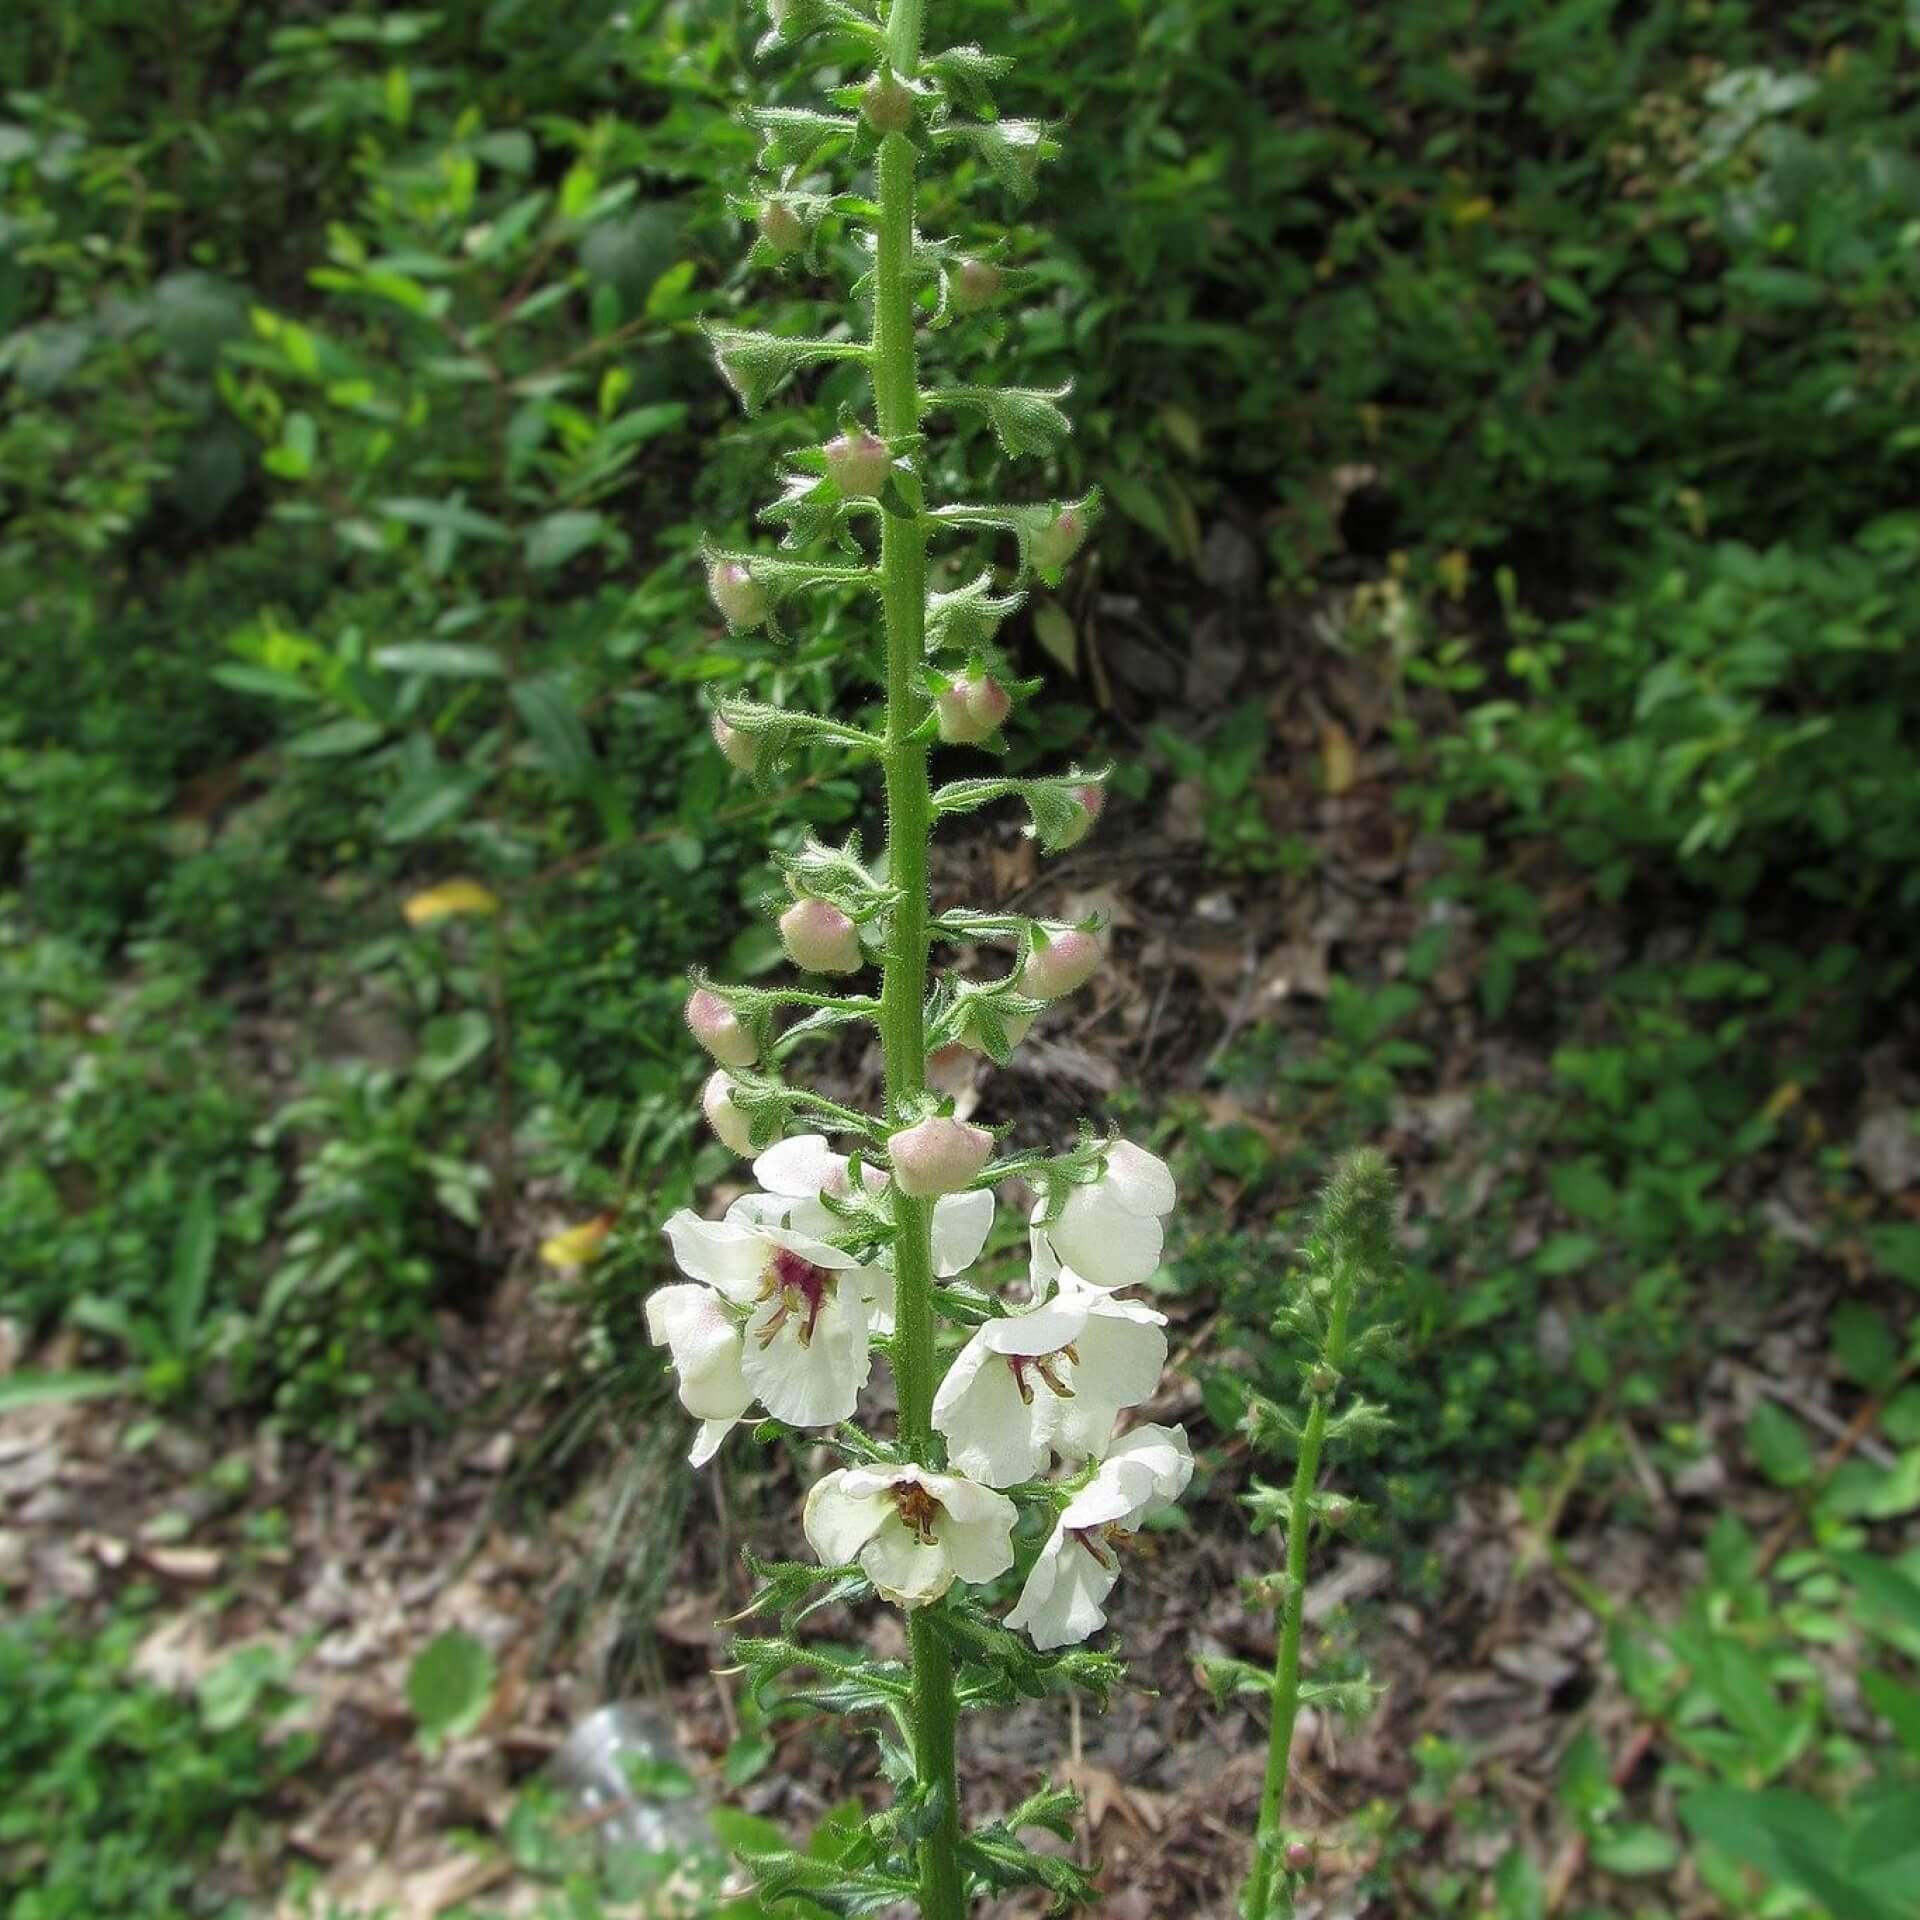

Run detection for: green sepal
[[734, 1845, 918, 1917], [931, 489, 1101, 583], [930, 383, 1074, 458], [923, 42, 1015, 114], [1198, 1654, 1275, 1705], [933, 119, 1059, 202], [752, 0, 883, 60], [746, 105, 862, 173], [925, 570, 1026, 653], [704, 324, 867, 413]]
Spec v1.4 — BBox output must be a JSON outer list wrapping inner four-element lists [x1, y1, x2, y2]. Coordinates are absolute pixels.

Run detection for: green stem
[[870, 8, 965, 1911], [1244, 1263, 1356, 1920]]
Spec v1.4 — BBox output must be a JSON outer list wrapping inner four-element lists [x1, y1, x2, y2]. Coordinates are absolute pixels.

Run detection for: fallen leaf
[[1321, 720, 1358, 795], [403, 879, 502, 927], [538, 1212, 617, 1271]]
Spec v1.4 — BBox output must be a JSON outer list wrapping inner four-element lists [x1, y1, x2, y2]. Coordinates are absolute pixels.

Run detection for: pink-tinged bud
[[711, 713, 759, 772], [951, 258, 1004, 313], [1323, 1496, 1351, 1530], [1284, 1842, 1314, 1876], [861, 73, 915, 133], [888, 1115, 993, 1197], [1030, 507, 1088, 574], [925, 1042, 975, 1096], [1022, 927, 1103, 1001], [935, 673, 1012, 745], [708, 560, 770, 630], [779, 898, 863, 975], [758, 201, 807, 256], [1052, 780, 1105, 851], [702, 1072, 755, 1154], [822, 430, 892, 498], [685, 987, 757, 1068], [957, 1001, 1034, 1054]]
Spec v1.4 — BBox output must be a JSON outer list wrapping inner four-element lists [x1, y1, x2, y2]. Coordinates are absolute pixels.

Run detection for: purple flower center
[[760, 1247, 833, 1346]]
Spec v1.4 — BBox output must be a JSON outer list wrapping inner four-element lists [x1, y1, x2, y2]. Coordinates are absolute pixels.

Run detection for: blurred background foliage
[[3, 0, 1919, 1915]]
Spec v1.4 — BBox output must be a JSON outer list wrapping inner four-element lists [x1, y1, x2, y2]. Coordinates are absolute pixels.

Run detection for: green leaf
[[1550, 1159, 1617, 1223], [524, 509, 608, 572], [1590, 1824, 1680, 1876], [407, 1629, 496, 1749], [1746, 1400, 1815, 1488], [1866, 1225, 1920, 1289], [287, 717, 386, 758], [373, 642, 506, 678], [724, 1734, 776, 1787], [166, 1175, 217, 1352], [381, 766, 487, 842], [1861, 1669, 1920, 1755], [511, 676, 597, 786], [377, 496, 511, 542], [0, 1372, 126, 1414], [1835, 1551, 1920, 1637], [417, 1011, 492, 1084], [1492, 1843, 1545, 1920]]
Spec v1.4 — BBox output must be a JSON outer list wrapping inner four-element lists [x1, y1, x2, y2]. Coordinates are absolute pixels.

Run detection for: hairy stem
[[870, 6, 965, 1911], [1245, 1264, 1356, 1919]]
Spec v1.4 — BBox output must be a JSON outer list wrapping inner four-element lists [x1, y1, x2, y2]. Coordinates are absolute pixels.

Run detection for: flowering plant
[[643, 1, 1189, 1910]]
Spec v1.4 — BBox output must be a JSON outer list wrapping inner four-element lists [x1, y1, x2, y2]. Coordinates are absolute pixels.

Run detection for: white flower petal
[[662, 1210, 769, 1303], [689, 1417, 739, 1468], [760, 1221, 867, 1272], [1049, 1190, 1164, 1289], [1102, 1422, 1194, 1518], [803, 1468, 895, 1564], [931, 1188, 995, 1276], [933, 1337, 1045, 1487], [855, 1262, 896, 1336], [979, 1300, 1089, 1357], [644, 1283, 752, 1422], [1105, 1140, 1177, 1216], [861, 1517, 955, 1606], [921, 1473, 1016, 1584], [741, 1286, 870, 1426], [1005, 1523, 1120, 1650], [754, 1134, 847, 1198]]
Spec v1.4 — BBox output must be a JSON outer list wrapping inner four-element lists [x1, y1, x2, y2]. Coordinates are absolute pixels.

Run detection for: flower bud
[[1284, 1841, 1314, 1876], [1309, 1364, 1338, 1397], [686, 987, 757, 1068], [1050, 780, 1104, 850], [888, 1115, 993, 1197], [708, 559, 770, 630], [861, 73, 915, 133], [711, 713, 759, 772], [1030, 506, 1088, 574], [1022, 927, 1103, 1001], [935, 673, 1012, 746], [822, 429, 892, 498], [702, 1072, 756, 1155], [779, 897, 864, 975], [757, 201, 807, 256], [951, 258, 1004, 313], [925, 1041, 975, 1096]]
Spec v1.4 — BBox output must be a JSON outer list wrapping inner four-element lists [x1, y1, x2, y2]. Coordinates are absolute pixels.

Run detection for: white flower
[[804, 1463, 1016, 1607], [655, 1205, 878, 1444], [1034, 1140, 1176, 1290], [1004, 1424, 1193, 1650], [931, 1276, 1168, 1487], [643, 1283, 753, 1466], [752, 1134, 995, 1326]]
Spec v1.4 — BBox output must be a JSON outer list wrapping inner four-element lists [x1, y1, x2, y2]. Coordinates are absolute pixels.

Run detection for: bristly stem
[[871, 3, 965, 1913], [1245, 1259, 1356, 1919]]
